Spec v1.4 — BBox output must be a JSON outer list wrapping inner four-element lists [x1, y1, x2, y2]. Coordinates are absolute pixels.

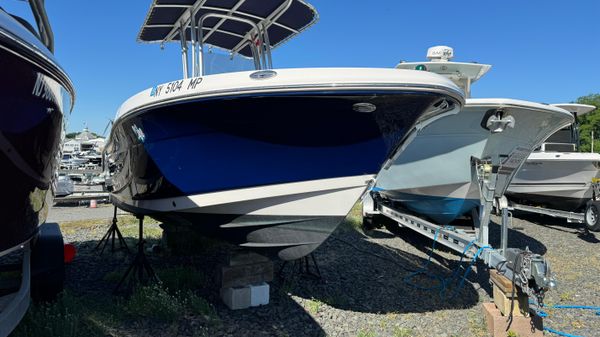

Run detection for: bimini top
[[552, 103, 596, 116], [138, 0, 318, 57]]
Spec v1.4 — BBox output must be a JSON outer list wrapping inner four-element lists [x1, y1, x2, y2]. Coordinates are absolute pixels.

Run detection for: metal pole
[[465, 77, 471, 98], [260, 23, 273, 69], [592, 131, 594, 153], [501, 206, 509, 256], [179, 25, 189, 79], [189, 8, 197, 77]]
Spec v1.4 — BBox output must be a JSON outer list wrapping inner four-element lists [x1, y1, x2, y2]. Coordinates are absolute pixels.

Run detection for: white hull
[[113, 175, 373, 217], [507, 152, 600, 211], [375, 99, 574, 224]]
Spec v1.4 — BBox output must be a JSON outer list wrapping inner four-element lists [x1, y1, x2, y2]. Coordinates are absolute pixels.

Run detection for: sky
[[3, 0, 600, 134]]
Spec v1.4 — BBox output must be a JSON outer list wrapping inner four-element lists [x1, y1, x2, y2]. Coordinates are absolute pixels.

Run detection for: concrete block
[[249, 282, 270, 307], [482, 302, 543, 337], [220, 286, 251, 310]]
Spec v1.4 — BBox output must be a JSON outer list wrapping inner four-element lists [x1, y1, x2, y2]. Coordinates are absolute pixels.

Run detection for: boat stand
[[95, 206, 130, 255], [114, 215, 158, 293], [278, 253, 321, 279]]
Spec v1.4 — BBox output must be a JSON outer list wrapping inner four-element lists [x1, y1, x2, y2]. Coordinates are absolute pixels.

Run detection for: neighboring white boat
[[371, 46, 574, 225], [105, 1, 466, 260], [506, 104, 600, 211]]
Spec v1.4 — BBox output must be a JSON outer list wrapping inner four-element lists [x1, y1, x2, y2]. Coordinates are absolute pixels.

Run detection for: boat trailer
[[363, 154, 557, 308], [504, 185, 600, 232]]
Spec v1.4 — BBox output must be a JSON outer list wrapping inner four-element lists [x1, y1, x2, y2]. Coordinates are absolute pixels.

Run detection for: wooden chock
[[490, 270, 529, 317]]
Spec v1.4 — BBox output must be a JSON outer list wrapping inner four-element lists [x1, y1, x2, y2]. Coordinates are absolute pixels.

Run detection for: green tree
[[575, 94, 600, 152]]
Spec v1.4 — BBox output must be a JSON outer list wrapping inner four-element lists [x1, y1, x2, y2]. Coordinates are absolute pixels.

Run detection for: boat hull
[[108, 80, 462, 260], [113, 175, 369, 260], [375, 99, 574, 225], [506, 153, 600, 211], [0, 17, 73, 254]]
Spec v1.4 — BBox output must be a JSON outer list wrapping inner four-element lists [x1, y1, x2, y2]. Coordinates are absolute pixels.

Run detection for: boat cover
[[138, 0, 318, 57]]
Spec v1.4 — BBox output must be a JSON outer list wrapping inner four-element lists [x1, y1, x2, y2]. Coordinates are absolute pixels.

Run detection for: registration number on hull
[[150, 77, 203, 97]]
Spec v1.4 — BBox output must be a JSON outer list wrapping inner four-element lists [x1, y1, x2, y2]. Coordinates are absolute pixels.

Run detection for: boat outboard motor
[[503, 247, 556, 305]]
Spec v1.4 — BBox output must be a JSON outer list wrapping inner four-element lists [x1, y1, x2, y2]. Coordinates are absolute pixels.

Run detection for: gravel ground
[[32, 206, 600, 337], [47, 204, 122, 223]]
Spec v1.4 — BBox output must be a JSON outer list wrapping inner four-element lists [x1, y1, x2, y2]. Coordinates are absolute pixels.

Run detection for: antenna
[[102, 119, 114, 137], [426, 46, 454, 62]]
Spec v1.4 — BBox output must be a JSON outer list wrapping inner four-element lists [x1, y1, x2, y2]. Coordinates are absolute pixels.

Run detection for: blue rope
[[402, 226, 491, 299], [531, 303, 600, 337], [445, 244, 490, 299], [551, 304, 600, 315], [403, 227, 445, 291]]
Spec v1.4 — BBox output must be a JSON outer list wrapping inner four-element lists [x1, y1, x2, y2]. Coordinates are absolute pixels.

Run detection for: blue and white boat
[[105, 1, 465, 260], [370, 46, 573, 225]]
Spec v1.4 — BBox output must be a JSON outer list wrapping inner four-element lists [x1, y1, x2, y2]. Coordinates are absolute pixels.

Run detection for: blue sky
[[4, 1, 599, 134]]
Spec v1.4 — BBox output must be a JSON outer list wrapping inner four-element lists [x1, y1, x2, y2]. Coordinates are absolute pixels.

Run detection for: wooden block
[[227, 250, 270, 266], [493, 283, 529, 317], [490, 270, 515, 293], [220, 261, 274, 289], [482, 302, 543, 337]]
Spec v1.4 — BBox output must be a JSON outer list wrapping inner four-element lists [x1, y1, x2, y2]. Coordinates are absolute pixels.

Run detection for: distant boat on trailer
[[370, 46, 574, 225], [506, 103, 600, 212]]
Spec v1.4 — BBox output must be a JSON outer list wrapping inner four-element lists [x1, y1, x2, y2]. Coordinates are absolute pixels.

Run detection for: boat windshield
[[546, 125, 575, 144], [0, 0, 54, 52], [202, 50, 254, 75]]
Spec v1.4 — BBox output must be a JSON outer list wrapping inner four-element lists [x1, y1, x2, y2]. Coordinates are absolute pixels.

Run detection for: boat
[[506, 104, 600, 212], [54, 174, 75, 197], [371, 46, 574, 225], [0, 1, 75, 255], [105, 0, 466, 261]]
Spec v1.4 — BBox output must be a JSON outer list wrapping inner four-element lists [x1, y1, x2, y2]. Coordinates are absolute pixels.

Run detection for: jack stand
[[278, 253, 321, 279], [114, 215, 159, 294], [95, 206, 130, 254]]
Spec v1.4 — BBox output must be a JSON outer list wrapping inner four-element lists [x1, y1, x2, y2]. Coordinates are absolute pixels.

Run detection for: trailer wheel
[[585, 202, 600, 232], [362, 215, 376, 230], [363, 214, 386, 230], [383, 220, 405, 236]]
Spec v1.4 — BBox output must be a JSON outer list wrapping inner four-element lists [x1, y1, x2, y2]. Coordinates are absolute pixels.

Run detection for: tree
[[575, 94, 600, 152]]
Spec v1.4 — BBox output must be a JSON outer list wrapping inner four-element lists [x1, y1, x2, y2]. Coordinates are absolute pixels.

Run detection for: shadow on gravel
[[512, 212, 599, 244], [279, 225, 482, 315], [58, 234, 327, 337], [350, 217, 548, 299], [487, 219, 548, 255]]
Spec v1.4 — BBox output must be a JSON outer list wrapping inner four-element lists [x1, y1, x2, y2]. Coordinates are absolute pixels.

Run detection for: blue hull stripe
[[145, 133, 386, 195]]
